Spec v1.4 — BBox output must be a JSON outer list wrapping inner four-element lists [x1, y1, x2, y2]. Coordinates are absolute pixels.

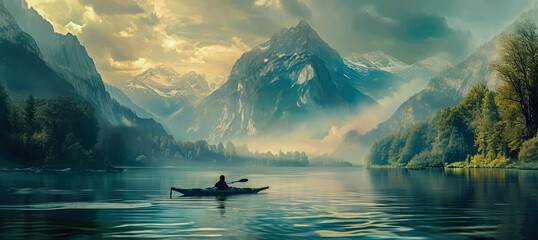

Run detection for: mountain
[[365, 8, 538, 147], [0, 0, 37, 55], [0, 0, 180, 164], [344, 50, 452, 100], [350, 36, 500, 147], [3, 0, 135, 124], [346, 50, 410, 72], [167, 20, 377, 141], [346, 50, 451, 81], [115, 65, 212, 120], [327, 10, 538, 163], [209, 75, 227, 91], [335, 11, 538, 157], [0, 0, 77, 98], [400, 56, 453, 81], [104, 83, 154, 119]]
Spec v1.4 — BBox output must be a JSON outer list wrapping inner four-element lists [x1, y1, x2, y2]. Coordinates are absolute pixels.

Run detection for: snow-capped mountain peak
[[135, 65, 181, 87], [166, 20, 377, 141], [346, 50, 409, 72], [251, 20, 344, 68], [345, 50, 452, 84], [116, 65, 212, 120]]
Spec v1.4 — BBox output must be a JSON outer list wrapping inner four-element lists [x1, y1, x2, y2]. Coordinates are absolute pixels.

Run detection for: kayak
[[170, 186, 269, 197]]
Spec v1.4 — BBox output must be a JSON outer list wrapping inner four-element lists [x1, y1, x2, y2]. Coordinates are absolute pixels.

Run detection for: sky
[[25, 0, 535, 84]]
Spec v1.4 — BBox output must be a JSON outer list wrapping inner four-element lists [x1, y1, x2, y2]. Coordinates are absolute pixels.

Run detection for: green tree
[[104, 132, 127, 165], [41, 96, 99, 165], [519, 136, 538, 162], [475, 91, 504, 160], [0, 84, 10, 144], [24, 95, 37, 134], [495, 19, 538, 140]]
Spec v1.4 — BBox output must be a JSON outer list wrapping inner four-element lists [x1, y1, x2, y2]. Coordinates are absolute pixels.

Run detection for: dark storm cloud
[[391, 13, 450, 42], [361, 0, 462, 43], [304, 0, 474, 63], [303, 0, 534, 63], [281, 0, 311, 20], [80, 0, 144, 15]]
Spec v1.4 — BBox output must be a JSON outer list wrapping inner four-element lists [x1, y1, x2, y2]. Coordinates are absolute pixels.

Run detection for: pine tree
[[24, 95, 37, 134], [0, 84, 11, 145], [475, 91, 503, 160]]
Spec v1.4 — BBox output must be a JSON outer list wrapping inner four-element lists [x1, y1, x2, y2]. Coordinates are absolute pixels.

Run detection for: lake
[[1, 167, 537, 239]]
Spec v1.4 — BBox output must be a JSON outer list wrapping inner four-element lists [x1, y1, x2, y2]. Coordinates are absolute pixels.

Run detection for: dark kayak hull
[[170, 186, 269, 197]]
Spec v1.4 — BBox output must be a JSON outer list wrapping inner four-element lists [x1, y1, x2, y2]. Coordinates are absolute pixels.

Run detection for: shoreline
[[367, 163, 538, 170], [0, 167, 125, 173]]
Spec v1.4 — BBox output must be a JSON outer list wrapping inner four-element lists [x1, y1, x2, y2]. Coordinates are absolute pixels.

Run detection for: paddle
[[228, 178, 248, 184]]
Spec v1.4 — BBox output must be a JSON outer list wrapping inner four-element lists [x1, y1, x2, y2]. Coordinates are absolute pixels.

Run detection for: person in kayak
[[215, 175, 230, 190]]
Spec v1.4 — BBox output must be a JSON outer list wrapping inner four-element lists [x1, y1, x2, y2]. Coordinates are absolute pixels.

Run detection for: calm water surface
[[1, 167, 537, 239]]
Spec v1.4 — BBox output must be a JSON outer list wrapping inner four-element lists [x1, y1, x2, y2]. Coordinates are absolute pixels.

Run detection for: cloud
[[25, 0, 534, 84], [80, 0, 144, 15], [65, 21, 83, 34], [304, 0, 476, 63], [232, 15, 281, 37], [281, 0, 311, 20], [19, 0, 534, 163]]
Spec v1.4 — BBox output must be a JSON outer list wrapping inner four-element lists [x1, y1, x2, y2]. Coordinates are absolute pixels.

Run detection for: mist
[[229, 72, 432, 164]]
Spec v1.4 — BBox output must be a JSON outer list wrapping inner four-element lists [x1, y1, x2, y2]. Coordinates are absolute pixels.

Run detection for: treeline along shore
[[367, 21, 538, 169]]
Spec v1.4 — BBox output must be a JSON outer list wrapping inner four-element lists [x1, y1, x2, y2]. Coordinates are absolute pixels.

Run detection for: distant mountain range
[[346, 50, 451, 80], [114, 65, 213, 120], [346, 50, 451, 95], [121, 20, 451, 143], [3, 0, 482, 163], [104, 83, 154, 119], [342, 50, 452, 102], [167, 20, 383, 141]]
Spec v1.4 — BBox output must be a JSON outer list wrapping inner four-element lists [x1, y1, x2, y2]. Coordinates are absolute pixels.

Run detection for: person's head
[[220, 175, 225, 181]]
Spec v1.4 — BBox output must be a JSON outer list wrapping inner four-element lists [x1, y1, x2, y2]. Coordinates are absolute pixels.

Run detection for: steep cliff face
[[3, 0, 132, 124], [0, 0, 77, 98], [0, 0, 38, 55], [167, 21, 378, 141], [1, 0, 173, 164]]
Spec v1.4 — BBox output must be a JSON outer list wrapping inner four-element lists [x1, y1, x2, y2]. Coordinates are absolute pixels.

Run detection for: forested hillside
[[367, 21, 538, 169], [0, 84, 309, 168]]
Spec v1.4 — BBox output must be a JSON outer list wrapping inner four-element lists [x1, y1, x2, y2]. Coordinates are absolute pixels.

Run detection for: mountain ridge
[[4, 0, 131, 124], [116, 65, 212, 120], [0, 0, 180, 164], [167, 20, 378, 141]]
